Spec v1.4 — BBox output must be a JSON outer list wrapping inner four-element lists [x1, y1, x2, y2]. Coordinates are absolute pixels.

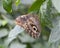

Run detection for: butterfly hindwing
[[16, 14, 41, 38]]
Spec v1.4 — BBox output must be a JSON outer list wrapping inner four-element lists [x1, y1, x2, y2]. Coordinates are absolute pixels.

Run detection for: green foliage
[[28, 0, 45, 12], [0, 45, 4, 48], [3, 0, 12, 13], [0, 0, 60, 48], [15, 0, 20, 6]]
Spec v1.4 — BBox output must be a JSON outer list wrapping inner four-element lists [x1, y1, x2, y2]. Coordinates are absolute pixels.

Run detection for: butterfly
[[15, 14, 41, 38]]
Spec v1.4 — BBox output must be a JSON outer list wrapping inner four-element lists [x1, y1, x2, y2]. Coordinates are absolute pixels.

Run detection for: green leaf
[[5, 25, 24, 45], [2, 20, 7, 26], [52, 0, 60, 13], [49, 16, 60, 43], [28, 0, 45, 12], [0, 29, 8, 38], [9, 41, 26, 48], [18, 32, 35, 43], [3, 0, 12, 13], [15, 0, 20, 6], [0, 20, 7, 26], [0, 45, 5, 48], [40, 0, 58, 29], [8, 25, 24, 38]]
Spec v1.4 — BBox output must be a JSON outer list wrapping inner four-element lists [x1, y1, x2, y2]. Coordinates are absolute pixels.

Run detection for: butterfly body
[[16, 14, 41, 38]]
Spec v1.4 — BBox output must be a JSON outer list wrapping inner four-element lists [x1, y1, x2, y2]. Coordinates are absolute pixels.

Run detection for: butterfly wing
[[16, 14, 41, 38]]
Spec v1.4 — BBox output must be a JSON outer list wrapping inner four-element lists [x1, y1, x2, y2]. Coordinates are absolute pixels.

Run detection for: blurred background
[[0, 0, 60, 48]]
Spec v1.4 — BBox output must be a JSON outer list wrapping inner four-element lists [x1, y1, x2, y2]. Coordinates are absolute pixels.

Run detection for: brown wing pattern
[[15, 14, 41, 38]]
